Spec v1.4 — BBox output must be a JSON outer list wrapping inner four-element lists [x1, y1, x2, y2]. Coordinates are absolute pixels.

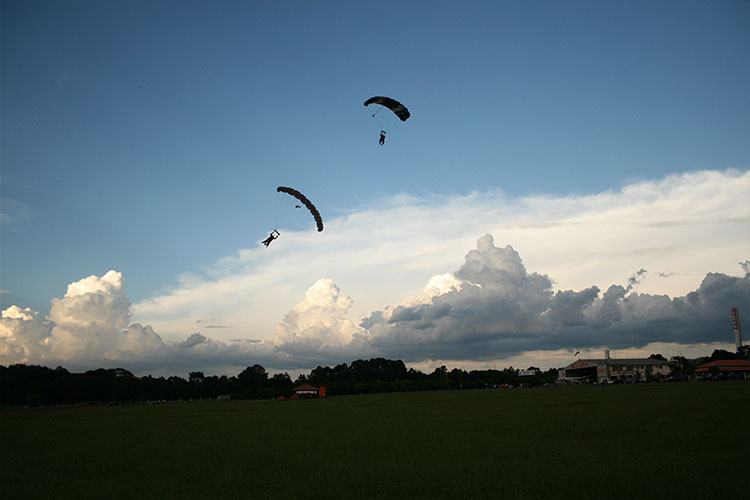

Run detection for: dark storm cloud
[[179, 333, 208, 348], [362, 235, 750, 362], [548, 287, 600, 327]]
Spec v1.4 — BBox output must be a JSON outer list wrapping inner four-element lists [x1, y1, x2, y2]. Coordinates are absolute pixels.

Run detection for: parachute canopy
[[364, 96, 410, 122], [276, 186, 324, 232]]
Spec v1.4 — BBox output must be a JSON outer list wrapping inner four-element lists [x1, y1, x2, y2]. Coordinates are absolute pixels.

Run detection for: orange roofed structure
[[291, 384, 327, 399], [695, 359, 750, 379]]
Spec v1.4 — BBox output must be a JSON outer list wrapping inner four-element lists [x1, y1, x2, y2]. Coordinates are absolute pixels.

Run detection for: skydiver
[[379, 130, 386, 145], [262, 229, 280, 247]]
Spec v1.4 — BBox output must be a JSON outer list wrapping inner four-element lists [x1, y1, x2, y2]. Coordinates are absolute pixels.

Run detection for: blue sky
[[1, 1, 749, 375]]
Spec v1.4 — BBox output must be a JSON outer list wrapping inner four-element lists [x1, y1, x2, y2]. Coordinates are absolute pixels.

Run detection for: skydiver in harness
[[379, 130, 386, 145], [262, 229, 280, 247]]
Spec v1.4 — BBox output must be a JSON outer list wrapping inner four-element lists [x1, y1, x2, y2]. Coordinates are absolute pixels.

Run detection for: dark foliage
[[0, 357, 563, 406], [0, 364, 276, 406], [709, 349, 744, 361]]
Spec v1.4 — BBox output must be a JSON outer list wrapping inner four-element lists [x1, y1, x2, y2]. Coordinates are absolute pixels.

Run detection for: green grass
[[2, 381, 748, 499]]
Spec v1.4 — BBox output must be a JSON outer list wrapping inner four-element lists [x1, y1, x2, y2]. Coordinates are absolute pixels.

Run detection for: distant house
[[558, 350, 672, 383], [291, 384, 327, 399], [695, 359, 750, 379]]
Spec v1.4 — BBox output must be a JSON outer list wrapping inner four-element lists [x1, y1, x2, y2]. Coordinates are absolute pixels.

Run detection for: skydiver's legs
[[262, 230, 279, 247]]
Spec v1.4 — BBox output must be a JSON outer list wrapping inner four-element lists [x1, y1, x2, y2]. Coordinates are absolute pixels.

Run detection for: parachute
[[276, 186, 324, 232], [364, 96, 410, 121]]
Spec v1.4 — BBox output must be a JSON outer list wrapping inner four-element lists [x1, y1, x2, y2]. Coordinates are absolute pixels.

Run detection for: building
[[291, 384, 327, 399], [558, 350, 672, 383], [695, 359, 750, 380]]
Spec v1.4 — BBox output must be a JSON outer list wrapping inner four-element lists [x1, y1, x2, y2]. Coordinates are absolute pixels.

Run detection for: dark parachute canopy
[[364, 96, 410, 122], [276, 186, 324, 232]]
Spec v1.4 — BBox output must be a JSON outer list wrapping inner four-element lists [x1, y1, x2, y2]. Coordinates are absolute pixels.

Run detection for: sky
[[1, 0, 749, 377]]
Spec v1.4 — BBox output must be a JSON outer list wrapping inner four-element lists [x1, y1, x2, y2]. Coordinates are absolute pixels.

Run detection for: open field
[[2, 381, 748, 499]]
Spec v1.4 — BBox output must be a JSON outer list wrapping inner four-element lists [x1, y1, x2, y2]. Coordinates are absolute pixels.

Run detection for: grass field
[[2, 381, 748, 499]]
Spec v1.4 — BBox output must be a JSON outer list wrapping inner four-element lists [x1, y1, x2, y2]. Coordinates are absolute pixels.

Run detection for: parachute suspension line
[[282, 198, 302, 228], [276, 191, 293, 229], [274, 191, 296, 232], [272, 190, 284, 233], [274, 189, 318, 233], [371, 106, 383, 118]]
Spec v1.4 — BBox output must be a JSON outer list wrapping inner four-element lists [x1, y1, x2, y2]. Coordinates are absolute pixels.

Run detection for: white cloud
[[0, 306, 52, 363], [272, 278, 365, 346], [0, 243, 747, 375], [131, 169, 749, 345], [0, 271, 166, 368], [1, 170, 748, 375]]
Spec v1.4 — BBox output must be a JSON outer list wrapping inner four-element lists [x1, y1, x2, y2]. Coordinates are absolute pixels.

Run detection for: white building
[[558, 350, 672, 383]]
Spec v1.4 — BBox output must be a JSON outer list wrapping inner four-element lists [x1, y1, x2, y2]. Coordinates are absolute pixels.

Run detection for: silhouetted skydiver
[[262, 229, 280, 247], [379, 130, 386, 145]]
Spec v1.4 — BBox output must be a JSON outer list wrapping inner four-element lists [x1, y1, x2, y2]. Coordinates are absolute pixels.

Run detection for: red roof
[[293, 384, 319, 391], [695, 359, 750, 372]]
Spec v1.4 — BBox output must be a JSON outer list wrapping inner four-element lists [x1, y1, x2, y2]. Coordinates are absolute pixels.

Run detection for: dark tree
[[710, 349, 740, 361], [237, 364, 269, 398]]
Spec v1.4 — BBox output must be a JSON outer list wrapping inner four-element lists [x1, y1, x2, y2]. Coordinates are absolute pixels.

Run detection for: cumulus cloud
[[1, 238, 748, 375], [0, 272, 367, 373], [0, 306, 52, 363], [2, 169, 748, 375], [180, 333, 209, 348], [360, 235, 749, 362], [273, 279, 364, 346], [0, 271, 166, 369]]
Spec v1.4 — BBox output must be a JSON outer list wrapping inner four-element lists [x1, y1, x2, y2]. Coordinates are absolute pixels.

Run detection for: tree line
[[0, 358, 558, 406], [3, 349, 744, 407]]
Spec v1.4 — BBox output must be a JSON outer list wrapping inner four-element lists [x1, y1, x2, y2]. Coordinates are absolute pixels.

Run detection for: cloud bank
[[2, 170, 747, 374], [131, 169, 749, 347], [2, 236, 747, 375], [363, 235, 749, 362]]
